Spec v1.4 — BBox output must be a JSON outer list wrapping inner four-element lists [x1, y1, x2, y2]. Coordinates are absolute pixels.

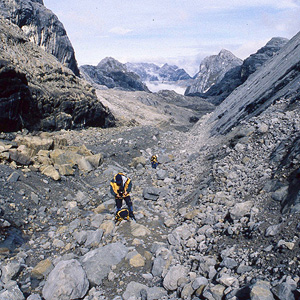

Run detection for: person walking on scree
[[110, 172, 136, 221]]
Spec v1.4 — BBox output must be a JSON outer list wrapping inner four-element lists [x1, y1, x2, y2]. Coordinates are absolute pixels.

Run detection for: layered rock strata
[[0, 18, 115, 132]]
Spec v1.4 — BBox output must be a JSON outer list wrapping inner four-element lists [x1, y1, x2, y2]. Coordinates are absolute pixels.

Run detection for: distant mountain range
[[80, 57, 150, 92], [125, 62, 192, 82]]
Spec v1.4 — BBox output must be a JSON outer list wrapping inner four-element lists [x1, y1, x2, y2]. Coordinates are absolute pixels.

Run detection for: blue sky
[[43, 0, 300, 76]]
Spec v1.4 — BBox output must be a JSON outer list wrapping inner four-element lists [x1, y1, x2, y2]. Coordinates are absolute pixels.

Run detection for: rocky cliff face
[[208, 32, 300, 135], [0, 0, 80, 76], [0, 18, 115, 132], [126, 62, 191, 82], [185, 49, 242, 96], [80, 57, 150, 92], [205, 37, 289, 105]]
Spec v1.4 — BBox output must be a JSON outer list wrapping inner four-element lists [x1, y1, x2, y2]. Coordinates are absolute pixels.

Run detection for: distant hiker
[[150, 155, 159, 169], [110, 172, 136, 221]]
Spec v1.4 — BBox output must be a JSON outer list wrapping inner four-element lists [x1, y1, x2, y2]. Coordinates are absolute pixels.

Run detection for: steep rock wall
[[0, 0, 80, 76]]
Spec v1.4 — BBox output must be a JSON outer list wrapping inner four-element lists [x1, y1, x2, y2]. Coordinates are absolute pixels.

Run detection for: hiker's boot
[[129, 212, 136, 221]]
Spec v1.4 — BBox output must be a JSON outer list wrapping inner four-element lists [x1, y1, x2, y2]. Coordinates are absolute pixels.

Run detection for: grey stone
[[250, 281, 275, 300], [163, 265, 188, 291], [220, 257, 238, 269], [236, 264, 252, 274], [265, 224, 282, 237], [0, 281, 25, 300], [192, 276, 209, 290], [1, 260, 22, 283], [27, 294, 42, 300], [271, 186, 289, 202], [7, 172, 20, 183], [80, 242, 128, 285], [123, 281, 167, 300], [42, 259, 89, 300], [272, 282, 295, 300], [157, 169, 167, 180], [229, 201, 253, 220], [84, 229, 103, 248], [143, 187, 160, 201]]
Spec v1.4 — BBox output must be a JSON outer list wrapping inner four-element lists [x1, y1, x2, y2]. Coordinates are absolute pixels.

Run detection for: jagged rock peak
[[240, 36, 289, 82], [203, 37, 289, 105], [185, 49, 242, 95], [209, 30, 300, 135], [97, 57, 127, 73], [0, 0, 80, 76]]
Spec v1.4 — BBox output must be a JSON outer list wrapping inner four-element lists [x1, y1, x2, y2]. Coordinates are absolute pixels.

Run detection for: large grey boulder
[[42, 259, 89, 300], [163, 265, 188, 291], [80, 242, 128, 285], [0, 0, 80, 75], [0, 281, 25, 300], [250, 280, 275, 300]]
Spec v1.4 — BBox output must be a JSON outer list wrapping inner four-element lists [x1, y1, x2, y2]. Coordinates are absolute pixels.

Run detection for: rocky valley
[[0, 1, 300, 300]]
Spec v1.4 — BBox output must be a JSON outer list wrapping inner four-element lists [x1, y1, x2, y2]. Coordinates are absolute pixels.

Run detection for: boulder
[[0, 281, 25, 300], [163, 265, 188, 291], [31, 259, 54, 280], [42, 259, 89, 300], [250, 280, 275, 300], [143, 187, 161, 201], [123, 281, 167, 300], [80, 242, 128, 285], [41, 165, 61, 181]]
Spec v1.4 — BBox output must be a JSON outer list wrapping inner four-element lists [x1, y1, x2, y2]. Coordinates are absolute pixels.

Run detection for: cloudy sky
[[43, 0, 300, 76]]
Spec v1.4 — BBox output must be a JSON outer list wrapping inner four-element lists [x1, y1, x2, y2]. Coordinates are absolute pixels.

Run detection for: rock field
[[0, 93, 299, 300]]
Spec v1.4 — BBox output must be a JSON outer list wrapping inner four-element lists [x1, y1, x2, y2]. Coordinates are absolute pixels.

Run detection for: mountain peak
[[97, 57, 127, 73], [185, 49, 242, 95]]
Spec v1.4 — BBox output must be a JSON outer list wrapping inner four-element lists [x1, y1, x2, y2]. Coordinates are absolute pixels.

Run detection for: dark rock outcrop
[[209, 31, 300, 135], [0, 60, 38, 132], [0, 0, 80, 76], [204, 37, 289, 105], [126, 62, 191, 82], [0, 18, 115, 132], [185, 49, 242, 96], [80, 57, 150, 92]]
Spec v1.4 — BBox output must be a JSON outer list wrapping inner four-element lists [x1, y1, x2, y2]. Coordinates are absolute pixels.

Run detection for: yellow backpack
[[115, 208, 130, 223]]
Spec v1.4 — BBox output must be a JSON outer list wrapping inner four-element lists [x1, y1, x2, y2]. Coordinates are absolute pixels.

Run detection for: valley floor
[[0, 97, 299, 300]]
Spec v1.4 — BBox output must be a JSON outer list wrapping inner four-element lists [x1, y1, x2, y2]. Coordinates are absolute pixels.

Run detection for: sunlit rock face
[[185, 49, 242, 96]]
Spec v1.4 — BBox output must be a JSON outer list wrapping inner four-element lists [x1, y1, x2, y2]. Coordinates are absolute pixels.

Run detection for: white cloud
[[109, 27, 133, 35]]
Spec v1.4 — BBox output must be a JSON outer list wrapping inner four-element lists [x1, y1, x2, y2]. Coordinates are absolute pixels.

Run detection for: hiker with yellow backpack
[[110, 172, 136, 222], [150, 154, 159, 169]]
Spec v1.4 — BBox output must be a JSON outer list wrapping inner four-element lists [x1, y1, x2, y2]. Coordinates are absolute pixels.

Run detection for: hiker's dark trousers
[[115, 196, 133, 212]]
